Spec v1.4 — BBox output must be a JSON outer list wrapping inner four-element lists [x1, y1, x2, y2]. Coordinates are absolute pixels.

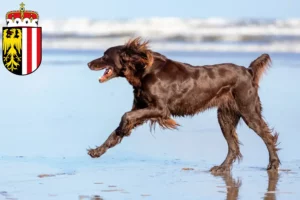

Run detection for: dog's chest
[[133, 89, 153, 108]]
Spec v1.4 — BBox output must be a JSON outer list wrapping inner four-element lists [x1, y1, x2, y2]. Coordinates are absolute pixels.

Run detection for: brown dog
[[87, 37, 280, 172]]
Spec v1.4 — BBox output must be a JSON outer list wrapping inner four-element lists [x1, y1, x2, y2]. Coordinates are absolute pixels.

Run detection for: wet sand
[[0, 51, 299, 199], [0, 156, 299, 200]]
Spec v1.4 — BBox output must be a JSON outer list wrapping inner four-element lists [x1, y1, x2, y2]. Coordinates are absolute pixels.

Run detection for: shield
[[2, 27, 42, 75]]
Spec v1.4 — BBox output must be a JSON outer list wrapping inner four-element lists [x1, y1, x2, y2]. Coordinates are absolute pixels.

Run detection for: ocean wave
[[41, 38, 300, 53], [1, 17, 300, 53]]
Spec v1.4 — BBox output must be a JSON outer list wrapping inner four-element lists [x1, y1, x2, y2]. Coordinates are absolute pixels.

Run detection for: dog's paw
[[210, 165, 231, 174], [267, 159, 280, 171], [87, 148, 102, 158]]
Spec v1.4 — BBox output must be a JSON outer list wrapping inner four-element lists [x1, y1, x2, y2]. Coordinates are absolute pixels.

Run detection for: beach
[[0, 49, 300, 200]]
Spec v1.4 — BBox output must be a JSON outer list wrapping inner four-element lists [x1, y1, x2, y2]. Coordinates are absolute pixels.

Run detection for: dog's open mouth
[[99, 67, 113, 83]]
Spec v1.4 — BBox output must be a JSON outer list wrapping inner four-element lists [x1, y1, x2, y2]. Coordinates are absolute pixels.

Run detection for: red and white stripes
[[21, 27, 41, 75]]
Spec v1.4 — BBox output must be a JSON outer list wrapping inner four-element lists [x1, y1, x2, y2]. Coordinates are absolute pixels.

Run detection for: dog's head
[[88, 37, 154, 85]]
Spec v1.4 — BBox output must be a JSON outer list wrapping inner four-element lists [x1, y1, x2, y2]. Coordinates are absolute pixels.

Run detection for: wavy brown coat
[[87, 37, 280, 172]]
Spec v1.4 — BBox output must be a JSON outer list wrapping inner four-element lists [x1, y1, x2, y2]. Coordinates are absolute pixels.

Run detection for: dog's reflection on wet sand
[[264, 171, 279, 200], [211, 171, 279, 200], [212, 172, 241, 200]]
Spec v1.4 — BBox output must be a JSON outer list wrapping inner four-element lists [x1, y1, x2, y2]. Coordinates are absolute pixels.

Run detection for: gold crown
[[6, 2, 39, 23]]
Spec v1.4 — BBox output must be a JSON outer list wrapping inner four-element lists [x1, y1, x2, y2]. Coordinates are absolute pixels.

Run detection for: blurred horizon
[[2, 17, 300, 53]]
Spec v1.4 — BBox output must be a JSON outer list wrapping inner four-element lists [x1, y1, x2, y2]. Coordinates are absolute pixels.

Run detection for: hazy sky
[[1, 0, 298, 20]]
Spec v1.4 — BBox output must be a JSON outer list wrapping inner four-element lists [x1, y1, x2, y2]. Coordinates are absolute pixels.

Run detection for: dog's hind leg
[[239, 97, 280, 171], [210, 107, 242, 173]]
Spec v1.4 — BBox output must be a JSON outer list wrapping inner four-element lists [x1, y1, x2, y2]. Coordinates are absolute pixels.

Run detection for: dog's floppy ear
[[122, 37, 154, 68]]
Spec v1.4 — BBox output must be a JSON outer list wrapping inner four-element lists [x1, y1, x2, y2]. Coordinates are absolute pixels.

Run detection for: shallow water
[[0, 50, 299, 200]]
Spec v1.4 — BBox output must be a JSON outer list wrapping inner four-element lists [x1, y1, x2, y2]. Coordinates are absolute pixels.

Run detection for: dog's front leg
[[88, 129, 122, 158], [88, 108, 165, 158]]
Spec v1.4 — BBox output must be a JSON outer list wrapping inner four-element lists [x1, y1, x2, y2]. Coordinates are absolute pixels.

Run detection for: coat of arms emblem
[[2, 2, 42, 75]]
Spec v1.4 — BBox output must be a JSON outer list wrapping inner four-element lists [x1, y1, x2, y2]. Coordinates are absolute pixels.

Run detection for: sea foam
[[1, 17, 300, 53]]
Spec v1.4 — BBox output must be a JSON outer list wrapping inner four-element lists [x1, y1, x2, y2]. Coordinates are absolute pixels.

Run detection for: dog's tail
[[248, 53, 271, 86]]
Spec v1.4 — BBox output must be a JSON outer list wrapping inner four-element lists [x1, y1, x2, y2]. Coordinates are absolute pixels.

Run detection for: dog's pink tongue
[[99, 75, 106, 83], [99, 68, 111, 83]]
